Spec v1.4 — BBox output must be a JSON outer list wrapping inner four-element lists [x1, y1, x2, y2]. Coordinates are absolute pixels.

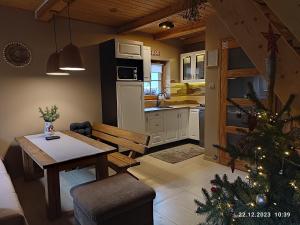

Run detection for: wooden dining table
[[16, 130, 116, 220]]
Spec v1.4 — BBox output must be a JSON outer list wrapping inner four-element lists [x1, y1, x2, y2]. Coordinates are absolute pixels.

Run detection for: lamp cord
[[53, 13, 58, 52], [67, 2, 73, 43]]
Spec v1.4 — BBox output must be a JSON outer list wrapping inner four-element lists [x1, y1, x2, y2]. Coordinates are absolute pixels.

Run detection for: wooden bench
[[92, 123, 150, 173]]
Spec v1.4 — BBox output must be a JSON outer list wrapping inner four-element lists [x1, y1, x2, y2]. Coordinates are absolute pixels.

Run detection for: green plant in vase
[[38, 105, 60, 136]]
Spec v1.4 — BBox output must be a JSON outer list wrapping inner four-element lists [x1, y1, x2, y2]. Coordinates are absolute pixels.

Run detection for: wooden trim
[[226, 126, 249, 134], [35, 0, 69, 21], [227, 98, 255, 106], [219, 39, 229, 159], [227, 98, 267, 107], [117, 0, 188, 33], [154, 23, 206, 40], [226, 68, 259, 78], [219, 38, 260, 171]]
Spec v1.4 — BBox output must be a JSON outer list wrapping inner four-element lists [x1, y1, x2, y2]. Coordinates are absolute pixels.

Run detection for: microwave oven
[[117, 66, 138, 80]]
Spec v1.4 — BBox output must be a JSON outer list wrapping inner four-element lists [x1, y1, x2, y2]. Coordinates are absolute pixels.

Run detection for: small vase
[[44, 122, 54, 137]]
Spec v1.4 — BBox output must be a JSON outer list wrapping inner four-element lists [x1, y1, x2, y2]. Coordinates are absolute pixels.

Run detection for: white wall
[[0, 6, 181, 176]]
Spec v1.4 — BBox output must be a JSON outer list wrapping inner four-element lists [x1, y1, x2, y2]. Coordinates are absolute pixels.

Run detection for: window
[[144, 63, 163, 95]]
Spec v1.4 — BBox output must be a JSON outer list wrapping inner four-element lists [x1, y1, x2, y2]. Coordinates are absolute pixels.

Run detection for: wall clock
[[3, 42, 31, 67]]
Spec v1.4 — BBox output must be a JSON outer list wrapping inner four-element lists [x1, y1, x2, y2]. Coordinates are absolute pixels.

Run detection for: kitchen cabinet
[[179, 109, 189, 139], [143, 46, 151, 82], [180, 50, 205, 83], [189, 108, 200, 140], [164, 110, 179, 143], [145, 108, 189, 147], [145, 111, 164, 146], [115, 39, 143, 60], [117, 82, 145, 134]]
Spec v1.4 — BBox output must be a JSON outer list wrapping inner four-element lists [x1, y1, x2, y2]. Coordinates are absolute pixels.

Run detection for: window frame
[[144, 60, 166, 99]]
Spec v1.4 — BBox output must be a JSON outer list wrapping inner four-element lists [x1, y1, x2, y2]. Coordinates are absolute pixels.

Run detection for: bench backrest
[[92, 123, 150, 154]]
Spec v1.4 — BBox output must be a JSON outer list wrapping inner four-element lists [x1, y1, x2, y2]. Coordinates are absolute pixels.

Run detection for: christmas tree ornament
[[211, 187, 218, 193], [261, 24, 280, 54], [256, 194, 267, 206]]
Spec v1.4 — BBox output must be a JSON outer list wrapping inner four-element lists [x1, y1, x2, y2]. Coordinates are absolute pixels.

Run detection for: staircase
[[254, 0, 300, 55], [262, 0, 300, 43], [208, 0, 300, 112]]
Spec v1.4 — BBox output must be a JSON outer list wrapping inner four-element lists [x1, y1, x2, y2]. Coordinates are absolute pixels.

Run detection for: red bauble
[[211, 187, 218, 193]]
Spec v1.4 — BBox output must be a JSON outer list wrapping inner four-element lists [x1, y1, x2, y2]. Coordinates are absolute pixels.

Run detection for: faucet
[[156, 92, 167, 107]]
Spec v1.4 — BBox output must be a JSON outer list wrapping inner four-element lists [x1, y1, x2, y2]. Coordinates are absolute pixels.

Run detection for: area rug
[[149, 144, 205, 163]]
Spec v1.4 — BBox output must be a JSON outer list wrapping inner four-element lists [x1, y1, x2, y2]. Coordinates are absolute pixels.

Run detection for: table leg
[[46, 166, 61, 220], [95, 155, 109, 180], [22, 150, 43, 181]]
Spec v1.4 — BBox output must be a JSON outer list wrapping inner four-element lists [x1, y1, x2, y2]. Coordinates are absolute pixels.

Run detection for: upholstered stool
[[70, 174, 156, 225]]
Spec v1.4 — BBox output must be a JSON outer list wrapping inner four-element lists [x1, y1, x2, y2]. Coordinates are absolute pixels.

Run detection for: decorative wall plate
[[3, 42, 31, 67]]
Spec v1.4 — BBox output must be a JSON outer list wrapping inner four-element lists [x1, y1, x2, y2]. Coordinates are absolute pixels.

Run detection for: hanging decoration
[[180, 0, 208, 22], [3, 42, 31, 67]]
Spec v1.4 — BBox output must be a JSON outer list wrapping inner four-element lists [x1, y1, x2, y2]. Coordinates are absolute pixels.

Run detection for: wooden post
[[46, 166, 61, 220], [95, 155, 109, 180]]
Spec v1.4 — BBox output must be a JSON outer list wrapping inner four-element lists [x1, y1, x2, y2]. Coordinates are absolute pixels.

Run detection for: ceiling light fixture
[[59, 1, 85, 71], [46, 13, 70, 76], [159, 21, 174, 30]]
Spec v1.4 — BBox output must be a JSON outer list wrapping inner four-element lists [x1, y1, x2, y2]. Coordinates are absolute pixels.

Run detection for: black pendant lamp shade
[[59, 2, 85, 71], [59, 43, 85, 71], [46, 14, 70, 75]]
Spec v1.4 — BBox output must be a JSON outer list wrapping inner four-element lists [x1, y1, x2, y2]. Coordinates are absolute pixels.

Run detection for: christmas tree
[[195, 25, 300, 225]]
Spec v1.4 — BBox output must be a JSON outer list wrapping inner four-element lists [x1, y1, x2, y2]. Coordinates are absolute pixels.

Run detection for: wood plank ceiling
[[0, 0, 214, 41]]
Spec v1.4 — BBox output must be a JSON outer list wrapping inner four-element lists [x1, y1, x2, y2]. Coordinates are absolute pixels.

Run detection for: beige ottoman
[[70, 174, 156, 225]]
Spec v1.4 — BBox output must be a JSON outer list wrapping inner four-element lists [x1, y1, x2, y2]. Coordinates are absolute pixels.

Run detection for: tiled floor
[[13, 151, 246, 225]]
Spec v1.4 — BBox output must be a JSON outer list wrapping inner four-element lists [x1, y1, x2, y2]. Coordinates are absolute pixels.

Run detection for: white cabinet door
[[189, 109, 200, 140], [178, 109, 189, 139], [180, 50, 205, 83], [117, 82, 145, 133], [143, 46, 151, 82], [146, 111, 164, 146], [164, 110, 179, 143], [115, 39, 143, 60]]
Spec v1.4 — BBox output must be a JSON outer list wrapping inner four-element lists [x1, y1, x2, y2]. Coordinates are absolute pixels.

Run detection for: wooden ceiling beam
[[117, 0, 189, 34], [182, 32, 206, 44], [35, 0, 69, 21], [154, 23, 206, 40]]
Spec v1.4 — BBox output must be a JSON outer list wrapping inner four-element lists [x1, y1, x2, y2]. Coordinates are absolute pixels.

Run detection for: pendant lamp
[[59, 1, 85, 71], [46, 13, 70, 75]]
